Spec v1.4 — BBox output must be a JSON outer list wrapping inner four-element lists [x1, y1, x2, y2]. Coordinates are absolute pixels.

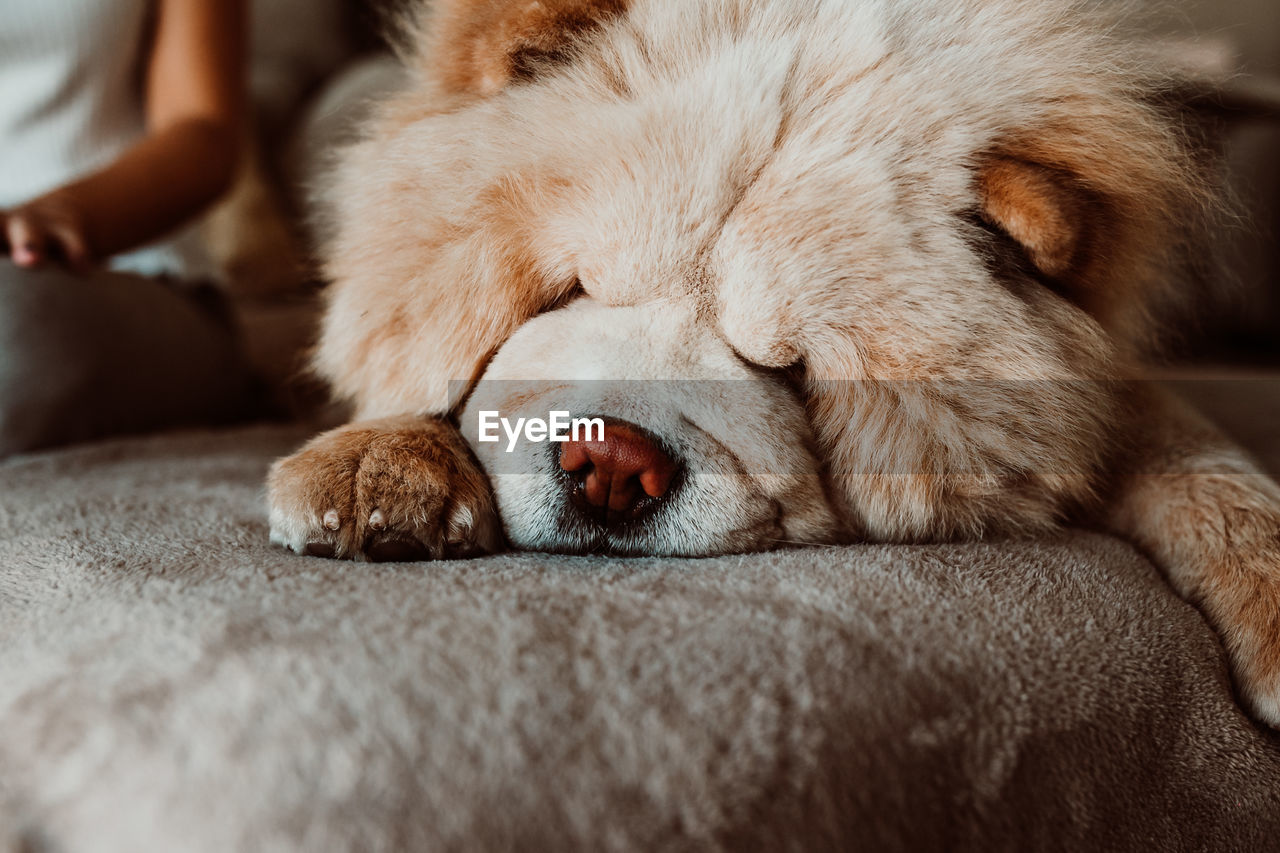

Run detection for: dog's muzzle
[[557, 419, 682, 527], [459, 299, 842, 555]]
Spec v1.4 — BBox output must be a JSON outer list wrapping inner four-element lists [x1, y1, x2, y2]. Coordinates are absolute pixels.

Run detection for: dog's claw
[[323, 509, 341, 531], [369, 508, 387, 531]]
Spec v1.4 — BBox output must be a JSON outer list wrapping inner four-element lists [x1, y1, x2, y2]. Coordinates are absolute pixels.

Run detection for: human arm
[[1, 0, 247, 271]]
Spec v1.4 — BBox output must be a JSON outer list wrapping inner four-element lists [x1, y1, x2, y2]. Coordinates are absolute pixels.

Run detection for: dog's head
[[315, 0, 1216, 555]]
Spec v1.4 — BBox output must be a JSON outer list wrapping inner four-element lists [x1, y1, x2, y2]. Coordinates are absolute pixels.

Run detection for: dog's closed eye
[[963, 209, 1068, 302], [971, 156, 1096, 306], [541, 276, 586, 314], [509, 43, 579, 84]]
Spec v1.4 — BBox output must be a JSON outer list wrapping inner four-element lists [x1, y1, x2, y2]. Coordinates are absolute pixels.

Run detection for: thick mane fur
[[317, 0, 1216, 410], [314, 0, 1213, 422]]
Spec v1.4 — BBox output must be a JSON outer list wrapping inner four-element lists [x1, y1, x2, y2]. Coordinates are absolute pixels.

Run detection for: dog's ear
[[423, 0, 627, 98], [972, 99, 1214, 342], [976, 156, 1091, 282], [976, 73, 1260, 302]]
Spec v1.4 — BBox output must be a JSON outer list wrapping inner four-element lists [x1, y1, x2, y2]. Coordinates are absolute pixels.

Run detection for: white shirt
[[0, 0, 213, 279]]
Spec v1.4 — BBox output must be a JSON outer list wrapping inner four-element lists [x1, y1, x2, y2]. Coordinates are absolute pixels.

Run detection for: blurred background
[[1147, 0, 1280, 362]]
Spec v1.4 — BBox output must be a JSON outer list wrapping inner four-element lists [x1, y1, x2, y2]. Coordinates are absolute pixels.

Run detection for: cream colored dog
[[268, 0, 1280, 725]]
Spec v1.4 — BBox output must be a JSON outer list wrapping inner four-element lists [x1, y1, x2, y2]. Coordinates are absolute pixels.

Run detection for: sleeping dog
[[267, 0, 1280, 726]]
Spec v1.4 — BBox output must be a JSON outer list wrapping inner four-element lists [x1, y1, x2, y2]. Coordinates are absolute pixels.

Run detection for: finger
[[46, 222, 93, 274], [6, 215, 47, 267]]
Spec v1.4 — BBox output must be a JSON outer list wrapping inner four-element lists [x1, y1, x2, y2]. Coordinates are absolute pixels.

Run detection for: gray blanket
[[2, 420, 1279, 851]]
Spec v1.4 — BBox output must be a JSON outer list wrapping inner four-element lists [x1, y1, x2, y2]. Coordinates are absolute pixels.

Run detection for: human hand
[[1, 192, 94, 273]]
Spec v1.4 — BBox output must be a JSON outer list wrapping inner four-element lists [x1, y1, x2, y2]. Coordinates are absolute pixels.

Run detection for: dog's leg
[[268, 416, 503, 561], [1106, 384, 1280, 726]]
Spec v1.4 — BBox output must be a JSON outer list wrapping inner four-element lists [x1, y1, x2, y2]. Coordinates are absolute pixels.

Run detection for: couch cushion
[[2, 424, 1278, 851]]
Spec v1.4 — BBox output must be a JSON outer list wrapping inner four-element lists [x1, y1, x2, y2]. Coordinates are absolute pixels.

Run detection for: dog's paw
[[1236, 661, 1280, 729], [1218, 548, 1280, 728], [267, 416, 503, 561]]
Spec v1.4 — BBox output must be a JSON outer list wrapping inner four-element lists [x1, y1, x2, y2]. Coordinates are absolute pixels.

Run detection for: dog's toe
[[444, 497, 503, 559]]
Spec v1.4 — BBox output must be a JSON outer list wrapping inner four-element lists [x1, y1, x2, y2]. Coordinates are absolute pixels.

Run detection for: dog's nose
[[559, 421, 678, 521]]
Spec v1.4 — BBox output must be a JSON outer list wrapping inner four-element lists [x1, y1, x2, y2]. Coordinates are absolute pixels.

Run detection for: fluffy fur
[[268, 0, 1280, 725]]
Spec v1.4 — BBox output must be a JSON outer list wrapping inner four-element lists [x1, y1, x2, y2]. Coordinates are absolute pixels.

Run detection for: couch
[[2, 382, 1279, 849]]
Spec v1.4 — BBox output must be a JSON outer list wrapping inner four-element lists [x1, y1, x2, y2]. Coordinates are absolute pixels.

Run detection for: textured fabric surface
[[2, 423, 1279, 852]]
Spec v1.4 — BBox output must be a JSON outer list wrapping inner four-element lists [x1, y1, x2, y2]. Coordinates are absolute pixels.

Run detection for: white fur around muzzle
[[460, 300, 840, 555]]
